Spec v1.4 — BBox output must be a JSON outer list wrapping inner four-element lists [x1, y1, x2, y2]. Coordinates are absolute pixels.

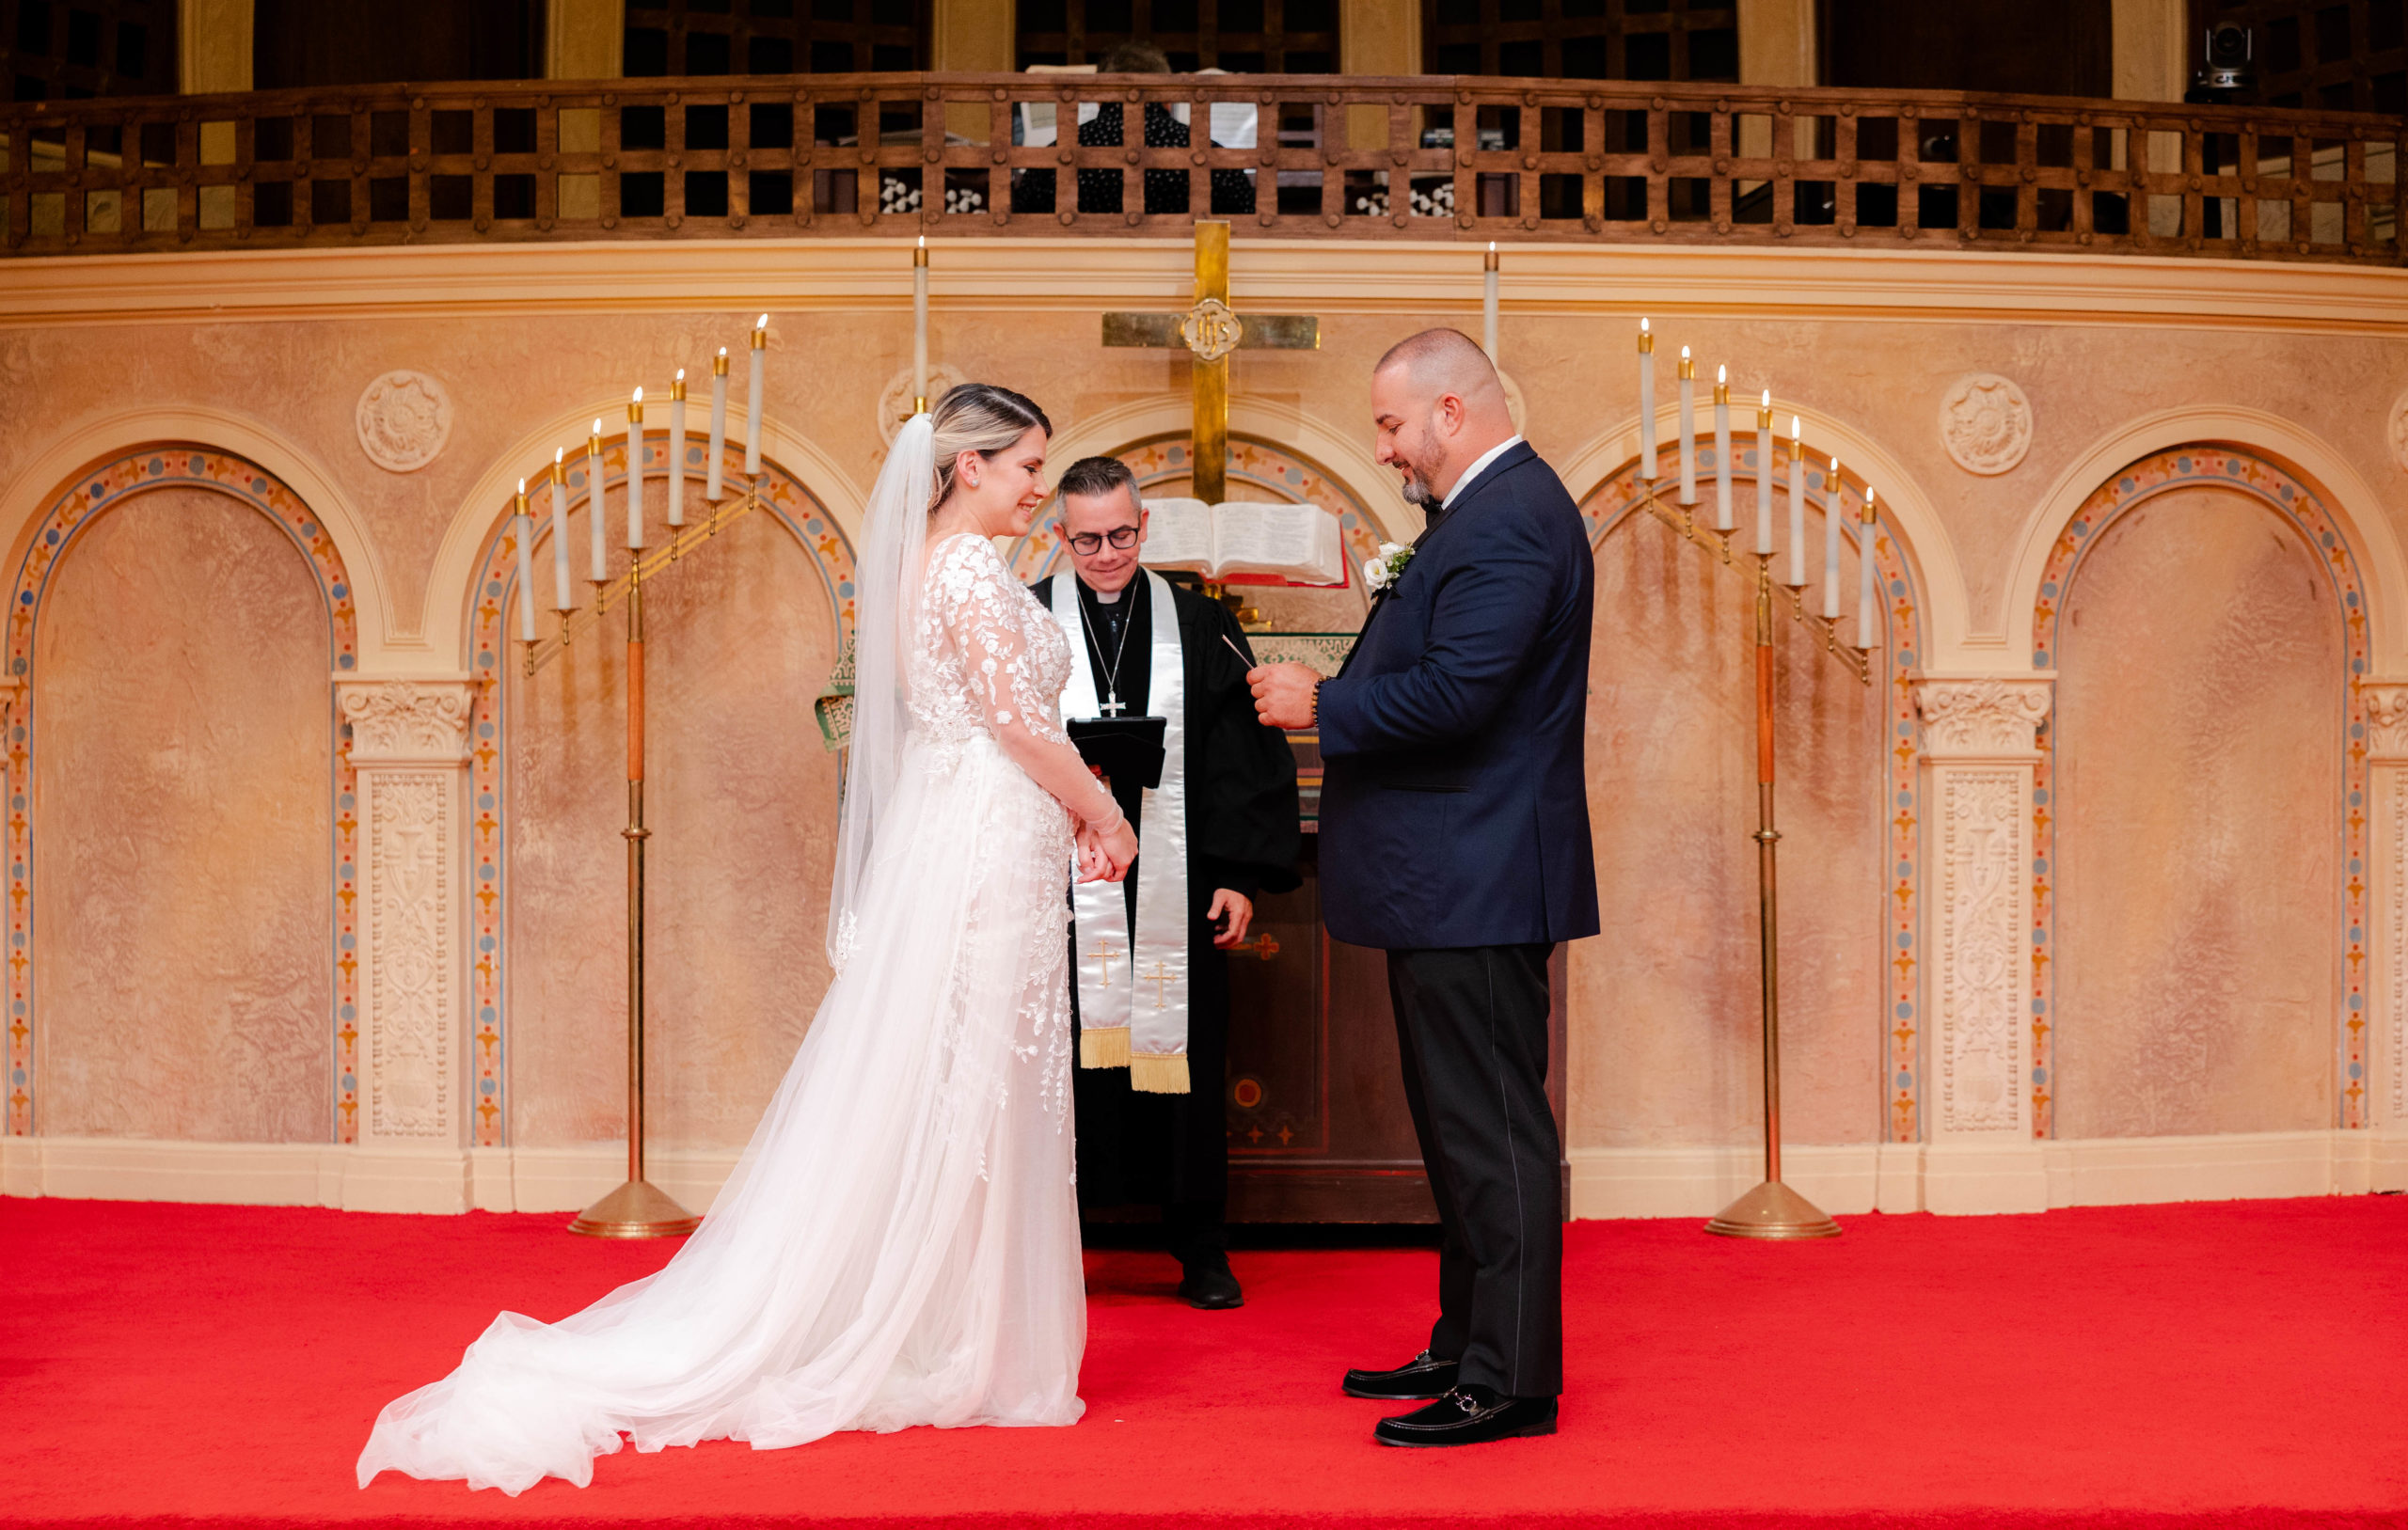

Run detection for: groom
[[1249, 328, 1597, 1447]]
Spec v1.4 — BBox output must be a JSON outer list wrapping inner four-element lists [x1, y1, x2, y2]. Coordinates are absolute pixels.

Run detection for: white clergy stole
[[1051, 570, 1191, 1094]]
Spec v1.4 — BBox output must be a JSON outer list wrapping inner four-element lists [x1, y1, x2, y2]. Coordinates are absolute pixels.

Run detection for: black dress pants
[[1386, 942, 1562, 1398]]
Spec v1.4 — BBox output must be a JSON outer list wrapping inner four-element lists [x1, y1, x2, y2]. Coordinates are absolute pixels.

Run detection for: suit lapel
[[1337, 442, 1537, 681]]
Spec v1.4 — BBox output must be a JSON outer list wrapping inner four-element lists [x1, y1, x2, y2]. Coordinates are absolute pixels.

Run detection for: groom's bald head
[[1370, 328, 1516, 514]]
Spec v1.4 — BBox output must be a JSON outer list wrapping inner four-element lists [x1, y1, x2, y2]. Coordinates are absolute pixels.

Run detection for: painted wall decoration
[[1573, 446, 1924, 1144], [5, 450, 360, 1140], [463, 434, 855, 1147], [2032, 447, 2368, 1135]]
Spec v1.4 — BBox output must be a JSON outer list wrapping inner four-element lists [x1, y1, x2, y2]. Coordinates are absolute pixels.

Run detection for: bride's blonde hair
[[927, 383, 1053, 512]]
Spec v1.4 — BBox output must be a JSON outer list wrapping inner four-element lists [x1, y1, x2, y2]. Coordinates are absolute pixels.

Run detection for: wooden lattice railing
[[2, 71, 2400, 262]]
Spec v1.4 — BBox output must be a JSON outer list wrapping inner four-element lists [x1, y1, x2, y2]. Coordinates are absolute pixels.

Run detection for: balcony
[[1, 71, 2399, 264]]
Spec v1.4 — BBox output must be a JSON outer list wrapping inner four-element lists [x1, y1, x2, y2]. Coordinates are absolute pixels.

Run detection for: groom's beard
[[1395, 442, 1446, 515]]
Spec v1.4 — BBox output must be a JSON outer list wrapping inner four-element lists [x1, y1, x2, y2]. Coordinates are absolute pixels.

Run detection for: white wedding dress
[[357, 524, 1088, 1494]]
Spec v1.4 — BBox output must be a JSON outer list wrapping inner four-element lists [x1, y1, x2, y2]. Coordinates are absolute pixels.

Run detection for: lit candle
[[668, 369, 688, 528], [1482, 242, 1499, 361], [1785, 418, 1806, 588], [549, 449, 572, 611], [1712, 364, 1732, 532], [745, 313, 768, 479], [626, 387, 646, 551], [513, 479, 536, 642], [1676, 347, 1697, 506], [1823, 456, 1844, 621], [706, 347, 729, 501], [912, 236, 929, 408], [586, 418, 607, 584], [1859, 487, 1883, 650], [1755, 390, 1774, 557], [1637, 320, 1656, 482]]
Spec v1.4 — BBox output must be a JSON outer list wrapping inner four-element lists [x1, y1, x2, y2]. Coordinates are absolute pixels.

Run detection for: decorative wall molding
[[1930, 767, 2031, 1137], [353, 370, 454, 474], [2391, 389, 2408, 473], [878, 362, 967, 445], [1938, 372, 2034, 476], [2363, 682, 2408, 758], [338, 680, 474, 765], [1915, 676, 2053, 755]]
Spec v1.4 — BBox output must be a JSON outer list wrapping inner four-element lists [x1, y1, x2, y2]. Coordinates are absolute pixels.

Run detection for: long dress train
[[357, 531, 1087, 1494]]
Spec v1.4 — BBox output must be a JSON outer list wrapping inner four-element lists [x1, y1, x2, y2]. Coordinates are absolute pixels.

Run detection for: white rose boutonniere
[[1361, 541, 1414, 595]]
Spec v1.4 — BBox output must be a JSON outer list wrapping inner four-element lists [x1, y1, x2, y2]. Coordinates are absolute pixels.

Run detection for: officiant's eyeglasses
[[1065, 527, 1141, 555]]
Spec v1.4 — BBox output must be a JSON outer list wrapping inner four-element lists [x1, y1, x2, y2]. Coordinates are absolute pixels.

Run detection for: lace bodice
[[910, 533, 1073, 749]]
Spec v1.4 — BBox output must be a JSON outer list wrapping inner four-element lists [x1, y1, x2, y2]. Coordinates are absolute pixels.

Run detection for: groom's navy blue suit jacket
[[1315, 440, 1601, 951]]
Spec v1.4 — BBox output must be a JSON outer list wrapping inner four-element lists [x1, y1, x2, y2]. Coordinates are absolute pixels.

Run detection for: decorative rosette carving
[[1938, 373, 2033, 476], [355, 371, 454, 474]]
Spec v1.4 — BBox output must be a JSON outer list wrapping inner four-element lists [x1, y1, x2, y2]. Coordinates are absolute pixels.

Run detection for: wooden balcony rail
[[2, 71, 2400, 263]]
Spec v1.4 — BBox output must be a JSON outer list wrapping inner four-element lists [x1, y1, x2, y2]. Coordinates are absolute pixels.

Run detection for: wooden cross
[[1101, 221, 1320, 504]]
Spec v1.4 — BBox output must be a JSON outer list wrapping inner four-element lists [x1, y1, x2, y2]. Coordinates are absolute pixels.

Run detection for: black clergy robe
[[1030, 572, 1302, 1221]]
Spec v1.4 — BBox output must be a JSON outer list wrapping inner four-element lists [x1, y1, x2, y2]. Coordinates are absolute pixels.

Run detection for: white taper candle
[[1481, 242, 1499, 361], [1637, 320, 1656, 482], [586, 418, 607, 583], [1823, 457, 1843, 620], [706, 347, 729, 501], [912, 237, 929, 405], [1754, 392, 1774, 556], [626, 387, 645, 551], [1712, 365, 1732, 531], [1676, 347, 1697, 506], [668, 370, 688, 528], [549, 449, 572, 611], [745, 313, 767, 479], [513, 480, 536, 642], [1785, 418, 1806, 588], [1859, 487, 1883, 649]]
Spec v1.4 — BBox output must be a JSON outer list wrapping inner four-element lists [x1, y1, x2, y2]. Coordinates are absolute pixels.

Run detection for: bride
[[357, 384, 1139, 1495]]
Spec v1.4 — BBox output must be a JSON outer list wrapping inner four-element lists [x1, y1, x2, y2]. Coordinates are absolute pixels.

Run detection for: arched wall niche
[[2032, 444, 2364, 1139], [1569, 442, 1928, 1147], [466, 433, 856, 1147], [8, 446, 360, 1143]]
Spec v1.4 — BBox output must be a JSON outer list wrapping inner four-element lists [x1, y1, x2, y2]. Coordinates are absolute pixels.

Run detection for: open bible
[[1138, 498, 1346, 586]]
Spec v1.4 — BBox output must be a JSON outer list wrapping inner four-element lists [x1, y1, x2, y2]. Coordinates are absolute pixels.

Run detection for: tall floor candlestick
[[549, 450, 573, 614], [1754, 392, 1774, 556], [1637, 321, 1656, 481], [1676, 348, 1698, 507], [1822, 457, 1844, 620], [706, 348, 729, 501], [668, 371, 688, 528], [513, 481, 536, 642], [626, 388, 646, 551], [1859, 489, 1883, 649], [745, 315, 767, 479], [1712, 365, 1733, 532], [1784, 419, 1806, 588], [1481, 243, 1500, 361], [586, 419, 607, 584], [912, 237, 929, 410]]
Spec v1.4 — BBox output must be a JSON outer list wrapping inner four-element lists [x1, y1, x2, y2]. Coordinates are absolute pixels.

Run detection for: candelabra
[[1632, 446, 1877, 1241], [521, 462, 769, 1239]]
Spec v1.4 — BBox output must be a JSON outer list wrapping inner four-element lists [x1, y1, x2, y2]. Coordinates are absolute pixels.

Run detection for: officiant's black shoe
[[1372, 1384, 1558, 1448], [1341, 1349, 1458, 1400], [1177, 1254, 1244, 1310]]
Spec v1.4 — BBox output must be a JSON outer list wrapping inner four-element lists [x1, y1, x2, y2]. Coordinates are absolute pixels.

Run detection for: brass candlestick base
[[568, 1176, 700, 1238], [1705, 1177, 1840, 1239]]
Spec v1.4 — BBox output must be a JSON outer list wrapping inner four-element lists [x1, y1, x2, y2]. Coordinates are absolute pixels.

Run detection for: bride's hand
[[1092, 812, 1137, 883], [1073, 822, 1109, 883]]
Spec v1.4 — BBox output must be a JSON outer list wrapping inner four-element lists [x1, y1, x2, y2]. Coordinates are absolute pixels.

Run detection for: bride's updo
[[926, 383, 1053, 512]]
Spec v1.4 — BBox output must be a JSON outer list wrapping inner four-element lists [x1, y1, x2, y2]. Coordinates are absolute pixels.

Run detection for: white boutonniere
[[1361, 541, 1414, 595]]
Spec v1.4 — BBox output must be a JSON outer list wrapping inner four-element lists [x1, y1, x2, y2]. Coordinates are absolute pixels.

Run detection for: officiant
[[1032, 455, 1301, 1310]]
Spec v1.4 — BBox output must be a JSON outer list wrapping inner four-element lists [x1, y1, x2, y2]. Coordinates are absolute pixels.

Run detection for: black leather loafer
[[1177, 1254, 1244, 1310], [1342, 1349, 1459, 1400], [1373, 1385, 1558, 1447]]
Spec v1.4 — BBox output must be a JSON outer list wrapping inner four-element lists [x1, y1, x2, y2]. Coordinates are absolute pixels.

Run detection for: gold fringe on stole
[[1080, 1027, 1131, 1069], [1129, 1053, 1191, 1095]]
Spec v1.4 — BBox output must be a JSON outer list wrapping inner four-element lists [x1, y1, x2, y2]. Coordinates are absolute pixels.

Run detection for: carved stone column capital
[[338, 680, 476, 766], [1914, 675, 2054, 757], [2361, 681, 2408, 761]]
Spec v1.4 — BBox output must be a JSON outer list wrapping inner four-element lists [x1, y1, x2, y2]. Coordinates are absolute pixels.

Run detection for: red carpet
[[4, 1194, 2405, 1528]]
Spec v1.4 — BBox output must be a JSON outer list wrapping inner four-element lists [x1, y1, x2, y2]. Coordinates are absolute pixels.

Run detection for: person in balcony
[[1075, 41, 1256, 217]]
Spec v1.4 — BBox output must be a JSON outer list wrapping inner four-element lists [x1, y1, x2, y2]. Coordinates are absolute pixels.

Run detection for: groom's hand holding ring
[[1248, 662, 1321, 731]]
